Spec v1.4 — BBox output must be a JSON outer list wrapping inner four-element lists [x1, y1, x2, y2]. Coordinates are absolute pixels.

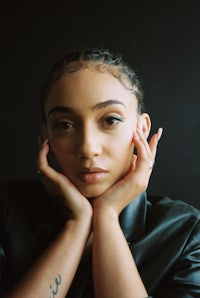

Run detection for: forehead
[[45, 67, 137, 112]]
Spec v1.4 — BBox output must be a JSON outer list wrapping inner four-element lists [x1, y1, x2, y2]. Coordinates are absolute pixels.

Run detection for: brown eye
[[104, 116, 123, 126], [52, 121, 75, 130]]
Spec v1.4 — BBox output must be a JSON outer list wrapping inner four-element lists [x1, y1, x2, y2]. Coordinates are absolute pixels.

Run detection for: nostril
[[77, 141, 101, 159]]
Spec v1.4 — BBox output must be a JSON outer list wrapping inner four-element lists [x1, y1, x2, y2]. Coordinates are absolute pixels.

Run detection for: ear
[[138, 113, 151, 139]]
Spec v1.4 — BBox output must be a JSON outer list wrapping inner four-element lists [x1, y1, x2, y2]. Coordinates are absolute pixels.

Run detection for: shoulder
[[0, 179, 66, 227], [147, 193, 200, 222], [134, 194, 200, 296], [0, 180, 64, 295], [0, 179, 44, 194], [0, 179, 45, 203], [146, 194, 200, 247], [0, 179, 46, 225]]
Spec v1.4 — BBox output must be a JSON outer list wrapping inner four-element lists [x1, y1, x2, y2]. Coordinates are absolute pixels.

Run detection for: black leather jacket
[[0, 180, 200, 297]]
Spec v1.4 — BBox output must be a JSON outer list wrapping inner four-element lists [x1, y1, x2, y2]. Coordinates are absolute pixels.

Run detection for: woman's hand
[[92, 121, 162, 298], [93, 123, 163, 216], [37, 138, 93, 221], [9, 138, 93, 298]]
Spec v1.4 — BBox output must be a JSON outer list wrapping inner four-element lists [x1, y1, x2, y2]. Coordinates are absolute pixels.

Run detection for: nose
[[77, 125, 102, 159]]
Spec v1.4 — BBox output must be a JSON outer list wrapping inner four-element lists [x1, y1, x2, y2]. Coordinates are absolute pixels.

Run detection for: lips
[[76, 167, 108, 184]]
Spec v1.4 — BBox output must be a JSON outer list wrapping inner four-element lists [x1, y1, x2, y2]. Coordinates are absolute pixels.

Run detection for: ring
[[37, 170, 42, 175], [149, 160, 154, 169]]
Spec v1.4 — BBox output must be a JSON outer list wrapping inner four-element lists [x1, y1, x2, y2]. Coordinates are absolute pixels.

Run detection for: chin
[[76, 183, 110, 199]]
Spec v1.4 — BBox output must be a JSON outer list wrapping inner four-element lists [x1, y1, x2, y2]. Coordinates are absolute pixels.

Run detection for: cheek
[[48, 138, 70, 162], [47, 126, 73, 154], [114, 124, 135, 149], [109, 129, 134, 162]]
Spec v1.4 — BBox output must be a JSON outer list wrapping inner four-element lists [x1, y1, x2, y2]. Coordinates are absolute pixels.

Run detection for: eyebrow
[[48, 106, 74, 117], [48, 99, 126, 117], [92, 99, 126, 110]]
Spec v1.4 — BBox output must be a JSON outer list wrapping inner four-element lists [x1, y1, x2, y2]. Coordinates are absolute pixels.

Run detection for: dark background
[[1, 1, 200, 208]]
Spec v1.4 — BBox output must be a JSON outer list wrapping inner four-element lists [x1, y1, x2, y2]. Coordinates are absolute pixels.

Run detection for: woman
[[0, 48, 200, 298]]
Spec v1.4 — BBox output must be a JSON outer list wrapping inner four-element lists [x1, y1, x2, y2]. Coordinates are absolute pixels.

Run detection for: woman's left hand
[[93, 122, 163, 216]]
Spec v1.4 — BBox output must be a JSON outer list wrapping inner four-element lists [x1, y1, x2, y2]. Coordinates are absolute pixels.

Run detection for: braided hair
[[41, 48, 144, 121]]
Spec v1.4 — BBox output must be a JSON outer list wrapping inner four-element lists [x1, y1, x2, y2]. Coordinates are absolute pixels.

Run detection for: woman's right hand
[[8, 138, 93, 298], [37, 138, 93, 221]]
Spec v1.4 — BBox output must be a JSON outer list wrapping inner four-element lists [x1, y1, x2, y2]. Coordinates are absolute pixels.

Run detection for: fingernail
[[157, 128, 163, 141]]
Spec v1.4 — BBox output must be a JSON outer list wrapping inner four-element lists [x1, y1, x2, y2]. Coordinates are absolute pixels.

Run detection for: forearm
[[92, 208, 148, 298], [8, 216, 92, 298]]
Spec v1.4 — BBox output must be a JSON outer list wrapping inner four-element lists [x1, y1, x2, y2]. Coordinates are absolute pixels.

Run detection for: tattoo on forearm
[[48, 274, 62, 298]]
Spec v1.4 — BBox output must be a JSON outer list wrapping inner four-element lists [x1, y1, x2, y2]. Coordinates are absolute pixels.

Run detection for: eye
[[103, 116, 124, 127], [52, 121, 75, 131]]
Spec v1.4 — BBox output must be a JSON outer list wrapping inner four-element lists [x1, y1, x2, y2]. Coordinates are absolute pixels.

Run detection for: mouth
[[76, 167, 108, 184]]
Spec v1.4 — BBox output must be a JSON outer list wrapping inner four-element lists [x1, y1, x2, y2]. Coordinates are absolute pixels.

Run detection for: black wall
[[1, 1, 200, 208]]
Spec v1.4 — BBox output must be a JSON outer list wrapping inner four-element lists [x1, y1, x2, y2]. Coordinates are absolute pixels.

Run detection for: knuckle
[[135, 180, 148, 192]]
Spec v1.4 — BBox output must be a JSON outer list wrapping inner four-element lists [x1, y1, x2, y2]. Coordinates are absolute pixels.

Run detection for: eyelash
[[102, 116, 124, 127], [52, 121, 75, 131], [51, 115, 124, 132]]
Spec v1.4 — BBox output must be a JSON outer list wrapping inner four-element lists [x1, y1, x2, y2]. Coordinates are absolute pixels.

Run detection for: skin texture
[[8, 64, 162, 298], [44, 67, 151, 199]]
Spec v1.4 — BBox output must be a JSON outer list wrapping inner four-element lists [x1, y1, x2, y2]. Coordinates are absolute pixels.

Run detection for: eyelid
[[49, 110, 80, 122], [50, 114, 76, 123], [50, 114, 73, 121], [106, 116, 124, 122], [51, 118, 76, 130], [102, 112, 124, 120], [101, 114, 124, 128]]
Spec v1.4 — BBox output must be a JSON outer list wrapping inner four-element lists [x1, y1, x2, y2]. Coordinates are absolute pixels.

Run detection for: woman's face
[[44, 67, 139, 198]]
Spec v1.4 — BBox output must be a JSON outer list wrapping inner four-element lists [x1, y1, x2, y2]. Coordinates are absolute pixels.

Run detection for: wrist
[[64, 213, 92, 238], [93, 204, 119, 225], [68, 199, 93, 222], [73, 206, 93, 225]]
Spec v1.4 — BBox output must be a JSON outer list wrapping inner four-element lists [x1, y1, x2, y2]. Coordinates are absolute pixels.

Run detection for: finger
[[148, 127, 163, 159], [37, 137, 49, 169], [132, 131, 152, 169], [135, 121, 152, 158], [37, 137, 59, 181], [128, 154, 137, 173], [131, 132, 156, 187], [133, 125, 163, 162], [37, 139, 73, 200], [131, 128, 163, 193]]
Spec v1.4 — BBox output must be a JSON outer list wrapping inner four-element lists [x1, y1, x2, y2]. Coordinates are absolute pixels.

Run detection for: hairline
[[41, 60, 144, 122]]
